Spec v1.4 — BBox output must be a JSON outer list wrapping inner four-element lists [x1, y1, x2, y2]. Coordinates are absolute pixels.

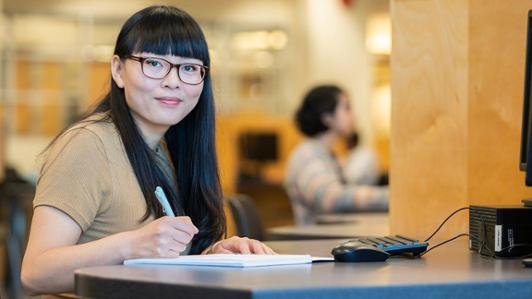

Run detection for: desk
[[315, 213, 361, 224], [266, 213, 389, 240], [75, 239, 532, 299]]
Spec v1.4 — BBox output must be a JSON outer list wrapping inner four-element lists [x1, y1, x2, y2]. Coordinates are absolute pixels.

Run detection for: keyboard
[[352, 235, 429, 256]]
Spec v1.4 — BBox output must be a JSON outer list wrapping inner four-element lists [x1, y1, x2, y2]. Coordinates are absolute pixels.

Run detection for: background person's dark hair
[[295, 85, 344, 137], [46, 6, 225, 254], [346, 132, 359, 150]]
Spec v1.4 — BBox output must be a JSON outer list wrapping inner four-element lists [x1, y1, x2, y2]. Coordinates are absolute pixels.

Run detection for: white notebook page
[[124, 254, 333, 268]]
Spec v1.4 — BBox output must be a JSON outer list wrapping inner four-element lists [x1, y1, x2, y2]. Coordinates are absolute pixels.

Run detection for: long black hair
[[82, 6, 224, 254]]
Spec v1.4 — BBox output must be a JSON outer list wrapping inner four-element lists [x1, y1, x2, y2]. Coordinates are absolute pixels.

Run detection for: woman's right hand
[[127, 216, 198, 259]]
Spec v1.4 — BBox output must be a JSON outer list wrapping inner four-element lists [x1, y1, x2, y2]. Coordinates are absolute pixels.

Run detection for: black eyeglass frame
[[124, 55, 209, 85]]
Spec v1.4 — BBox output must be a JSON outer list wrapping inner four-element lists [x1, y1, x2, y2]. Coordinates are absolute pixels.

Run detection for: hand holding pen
[[124, 186, 198, 259], [148, 186, 274, 257]]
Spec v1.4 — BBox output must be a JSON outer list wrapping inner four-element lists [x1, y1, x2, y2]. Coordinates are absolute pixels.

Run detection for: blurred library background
[[0, 0, 390, 297]]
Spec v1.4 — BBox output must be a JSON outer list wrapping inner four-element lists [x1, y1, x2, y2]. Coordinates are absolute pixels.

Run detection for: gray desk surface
[[75, 239, 532, 299], [266, 213, 389, 240]]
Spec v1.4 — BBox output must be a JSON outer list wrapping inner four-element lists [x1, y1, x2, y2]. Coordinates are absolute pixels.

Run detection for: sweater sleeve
[[34, 127, 112, 232]]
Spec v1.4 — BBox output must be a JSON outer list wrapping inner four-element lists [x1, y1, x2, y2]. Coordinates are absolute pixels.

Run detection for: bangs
[[120, 7, 210, 65]]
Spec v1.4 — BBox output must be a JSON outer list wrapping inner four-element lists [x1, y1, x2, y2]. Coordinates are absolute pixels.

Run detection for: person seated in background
[[342, 132, 380, 186], [284, 85, 388, 225]]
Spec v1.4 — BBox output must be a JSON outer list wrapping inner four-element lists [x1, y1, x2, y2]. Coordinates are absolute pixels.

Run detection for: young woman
[[21, 5, 273, 296], [284, 85, 388, 225]]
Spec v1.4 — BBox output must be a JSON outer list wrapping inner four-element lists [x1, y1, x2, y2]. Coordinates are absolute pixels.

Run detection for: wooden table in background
[[266, 213, 389, 240]]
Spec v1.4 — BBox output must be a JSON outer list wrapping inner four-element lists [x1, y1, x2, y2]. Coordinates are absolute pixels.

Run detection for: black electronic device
[[332, 240, 390, 262], [523, 258, 532, 268], [237, 132, 279, 182], [521, 10, 532, 186], [469, 205, 532, 257], [238, 132, 279, 162], [353, 235, 428, 256], [523, 258, 532, 267], [331, 235, 428, 262]]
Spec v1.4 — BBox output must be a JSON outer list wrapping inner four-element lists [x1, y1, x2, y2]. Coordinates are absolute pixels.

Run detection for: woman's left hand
[[207, 236, 276, 254]]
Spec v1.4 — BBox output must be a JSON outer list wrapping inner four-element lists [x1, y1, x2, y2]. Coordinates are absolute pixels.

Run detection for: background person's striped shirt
[[284, 139, 388, 225]]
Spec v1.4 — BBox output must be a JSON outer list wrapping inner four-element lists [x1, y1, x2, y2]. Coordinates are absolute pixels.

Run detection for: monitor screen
[[238, 132, 279, 162], [520, 10, 532, 185]]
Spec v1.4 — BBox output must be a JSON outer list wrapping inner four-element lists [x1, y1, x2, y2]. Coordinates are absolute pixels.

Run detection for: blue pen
[[155, 186, 175, 217]]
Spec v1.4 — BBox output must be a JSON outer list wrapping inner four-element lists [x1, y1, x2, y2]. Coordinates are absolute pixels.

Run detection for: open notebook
[[124, 254, 334, 268]]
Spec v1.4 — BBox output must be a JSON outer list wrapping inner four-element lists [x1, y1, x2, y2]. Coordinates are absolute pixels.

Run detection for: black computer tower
[[469, 205, 532, 258]]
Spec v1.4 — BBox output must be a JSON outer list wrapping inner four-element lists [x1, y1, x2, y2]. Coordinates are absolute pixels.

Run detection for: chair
[[225, 195, 264, 241], [0, 168, 36, 299]]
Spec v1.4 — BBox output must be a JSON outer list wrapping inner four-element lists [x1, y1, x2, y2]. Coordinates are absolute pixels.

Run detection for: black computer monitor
[[237, 132, 279, 183], [521, 10, 532, 186], [238, 132, 279, 162]]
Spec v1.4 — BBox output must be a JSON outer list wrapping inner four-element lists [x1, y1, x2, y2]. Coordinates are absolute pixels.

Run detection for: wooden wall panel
[[390, 0, 469, 241], [86, 62, 110, 109], [41, 62, 63, 135], [15, 60, 31, 134], [468, 1, 532, 205], [392, 0, 532, 243]]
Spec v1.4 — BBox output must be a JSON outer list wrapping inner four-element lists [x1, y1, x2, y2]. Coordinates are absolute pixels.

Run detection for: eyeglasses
[[125, 55, 208, 85]]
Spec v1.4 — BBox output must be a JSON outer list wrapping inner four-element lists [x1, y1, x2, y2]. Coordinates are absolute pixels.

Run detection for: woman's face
[[327, 93, 354, 137], [112, 52, 205, 136]]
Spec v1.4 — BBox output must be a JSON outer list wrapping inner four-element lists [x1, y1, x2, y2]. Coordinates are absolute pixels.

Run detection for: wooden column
[[467, 1, 532, 206], [391, 0, 532, 242]]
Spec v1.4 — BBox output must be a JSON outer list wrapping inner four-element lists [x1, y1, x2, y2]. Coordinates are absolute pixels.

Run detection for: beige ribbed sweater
[[33, 113, 189, 298]]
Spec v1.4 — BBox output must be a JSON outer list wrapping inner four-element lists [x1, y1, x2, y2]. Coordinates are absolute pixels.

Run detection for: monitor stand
[[522, 199, 532, 207]]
